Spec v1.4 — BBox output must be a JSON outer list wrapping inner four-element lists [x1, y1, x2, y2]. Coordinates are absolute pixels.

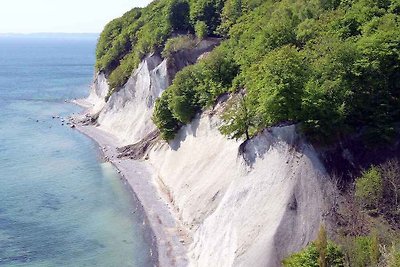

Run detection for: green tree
[[316, 225, 328, 267], [169, 0, 192, 32], [355, 166, 383, 210], [220, 94, 255, 140], [216, 0, 243, 36], [189, 0, 225, 34], [195, 20, 208, 39], [195, 47, 239, 104], [168, 66, 201, 123], [346, 236, 378, 267], [162, 35, 197, 58], [152, 91, 181, 140], [244, 45, 307, 128]]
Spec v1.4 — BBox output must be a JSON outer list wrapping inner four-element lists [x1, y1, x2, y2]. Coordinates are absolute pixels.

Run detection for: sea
[[0, 36, 153, 266]]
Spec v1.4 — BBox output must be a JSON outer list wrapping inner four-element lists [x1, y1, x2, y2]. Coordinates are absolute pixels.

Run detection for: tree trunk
[[245, 129, 250, 140]]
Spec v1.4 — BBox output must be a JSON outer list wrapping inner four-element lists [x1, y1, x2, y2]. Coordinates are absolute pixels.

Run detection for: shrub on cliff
[[282, 242, 345, 267], [152, 0, 400, 142], [219, 93, 256, 140], [283, 226, 345, 267], [161, 35, 197, 58], [355, 166, 383, 211], [153, 45, 239, 140], [153, 90, 181, 140], [168, 65, 202, 123], [340, 235, 380, 267], [354, 160, 400, 224], [195, 21, 208, 40]]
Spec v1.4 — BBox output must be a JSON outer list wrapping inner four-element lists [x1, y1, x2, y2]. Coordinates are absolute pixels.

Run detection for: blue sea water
[[0, 37, 153, 266]]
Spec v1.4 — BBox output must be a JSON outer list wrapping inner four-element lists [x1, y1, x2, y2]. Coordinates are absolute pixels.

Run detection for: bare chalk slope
[[149, 115, 328, 267]]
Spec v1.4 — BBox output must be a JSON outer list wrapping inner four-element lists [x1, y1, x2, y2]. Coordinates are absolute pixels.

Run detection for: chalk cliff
[[82, 46, 333, 266]]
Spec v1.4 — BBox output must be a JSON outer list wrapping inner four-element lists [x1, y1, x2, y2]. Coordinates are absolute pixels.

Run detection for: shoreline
[[70, 109, 189, 267]]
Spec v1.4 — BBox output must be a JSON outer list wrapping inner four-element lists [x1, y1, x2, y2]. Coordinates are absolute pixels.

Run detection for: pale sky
[[0, 0, 153, 33]]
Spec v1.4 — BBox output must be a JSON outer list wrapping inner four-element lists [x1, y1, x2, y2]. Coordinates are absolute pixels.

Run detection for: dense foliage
[[284, 220, 400, 267], [285, 230, 400, 266], [282, 242, 345, 267], [355, 160, 400, 226], [96, 0, 228, 93], [341, 235, 380, 267], [283, 226, 345, 267], [150, 0, 400, 141], [96, 0, 399, 142]]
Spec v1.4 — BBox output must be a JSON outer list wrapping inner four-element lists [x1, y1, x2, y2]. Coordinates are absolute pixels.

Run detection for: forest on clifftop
[[96, 0, 399, 145]]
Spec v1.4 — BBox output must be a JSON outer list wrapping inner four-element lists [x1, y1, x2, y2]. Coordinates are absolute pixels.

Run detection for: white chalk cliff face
[[148, 117, 327, 267], [85, 49, 332, 266], [86, 72, 109, 114], [97, 55, 168, 145]]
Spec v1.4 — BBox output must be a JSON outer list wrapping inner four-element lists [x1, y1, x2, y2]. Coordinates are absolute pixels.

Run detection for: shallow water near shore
[[0, 37, 153, 266]]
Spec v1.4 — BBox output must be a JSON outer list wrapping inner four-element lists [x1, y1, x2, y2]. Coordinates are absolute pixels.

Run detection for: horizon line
[[0, 32, 99, 36], [0, 32, 100, 39]]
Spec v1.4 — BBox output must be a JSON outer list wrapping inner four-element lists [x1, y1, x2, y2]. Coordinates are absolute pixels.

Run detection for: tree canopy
[[152, 0, 400, 142], [96, 0, 400, 143]]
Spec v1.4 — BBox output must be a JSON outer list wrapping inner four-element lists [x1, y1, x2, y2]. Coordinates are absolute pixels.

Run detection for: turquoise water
[[0, 37, 154, 266]]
